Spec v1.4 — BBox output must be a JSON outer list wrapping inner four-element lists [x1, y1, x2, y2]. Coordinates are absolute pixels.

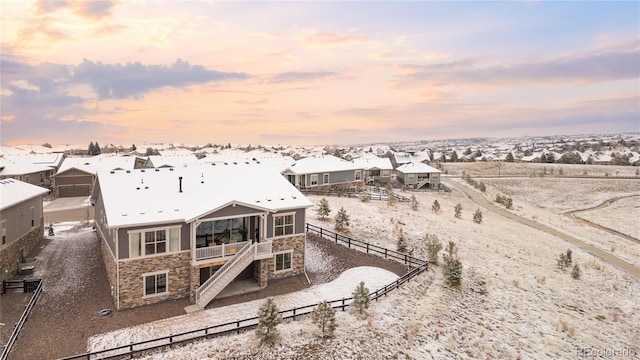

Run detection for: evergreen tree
[[424, 233, 442, 265], [316, 198, 331, 220], [145, 147, 155, 156], [571, 264, 581, 280], [478, 182, 486, 193], [334, 207, 350, 231], [442, 241, 462, 287], [42, 142, 52, 148], [432, 200, 440, 213], [473, 209, 483, 224], [397, 229, 408, 253], [311, 300, 337, 339], [387, 187, 397, 206], [410, 195, 419, 210], [360, 187, 370, 202], [93, 142, 101, 155], [255, 297, 282, 344], [505, 152, 515, 162], [351, 281, 370, 316], [131, 144, 137, 151], [88, 141, 95, 155], [450, 151, 458, 162], [454, 203, 462, 218]]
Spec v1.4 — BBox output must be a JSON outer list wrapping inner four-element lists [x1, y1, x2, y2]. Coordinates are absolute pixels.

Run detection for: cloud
[[234, 99, 269, 105], [397, 42, 640, 86], [34, 0, 69, 13], [75, 0, 118, 19], [269, 71, 338, 83], [72, 58, 249, 99], [305, 32, 367, 46]]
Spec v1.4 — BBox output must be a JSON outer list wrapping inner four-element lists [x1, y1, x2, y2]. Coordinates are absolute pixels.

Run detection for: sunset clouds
[[1, 1, 638, 146]]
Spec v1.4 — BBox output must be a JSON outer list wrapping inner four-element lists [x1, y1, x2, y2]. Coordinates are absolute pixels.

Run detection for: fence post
[[335, 233, 338, 243], [293, 307, 296, 320], [170, 334, 173, 344], [348, 238, 351, 248], [384, 248, 387, 259], [320, 227, 323, 238], [366, 243, 369, 254], [237, 321, 241, 334]]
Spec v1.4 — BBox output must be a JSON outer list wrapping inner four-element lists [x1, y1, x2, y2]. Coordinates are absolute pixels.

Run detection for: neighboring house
[[144, 154, 199, 168], [0, 159, 55, 188], [0, 179, 48, 276], [281, 155, 365, 190], [91, 163, 313, 311], [353, 156, 394, 184], [53, 155, 136, 197], [396, 162, 442, 189]]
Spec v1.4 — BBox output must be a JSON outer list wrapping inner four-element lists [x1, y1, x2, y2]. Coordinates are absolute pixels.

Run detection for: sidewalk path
[[447, 181, 640, 281]]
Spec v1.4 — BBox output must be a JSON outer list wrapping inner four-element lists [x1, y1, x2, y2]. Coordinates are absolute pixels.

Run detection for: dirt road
[[447, 181, 640, 281], [565, 195, 640, 244]]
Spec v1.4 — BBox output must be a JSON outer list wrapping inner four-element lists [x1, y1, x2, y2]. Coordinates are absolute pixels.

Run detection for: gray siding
[[94, 191, 116, 256], [0, 196, 44, 246], [117, 222, 188, 260], [307, 169, 360, 186], [200, 203, 264, 219], [266, 207, 306, 238]]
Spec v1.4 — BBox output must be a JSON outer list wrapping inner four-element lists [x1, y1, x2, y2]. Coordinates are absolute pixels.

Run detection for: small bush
[[473, 209, 483, 224], [334, 207, 350, 232], [432, 200, 440, 213], [397, 229, 408, 253], [478, 182, 486, 193], [311, 300, 337, 339], [360, 188, 370, 203], [571, 264, 581, 280], [424, 234, 443, 265], [442, 241, 462, 287], [316, 198, 331, 220], [454, 203, 462, 218], [352, 281, 370, 317], [256, 297, 282, 345], [410, 195, 419, 211]]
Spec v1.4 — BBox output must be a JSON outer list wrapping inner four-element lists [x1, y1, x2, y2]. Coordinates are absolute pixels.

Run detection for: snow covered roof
[[3, 153, 65, 169], [0, 159, 53, 176], [393, 151, 431, 165], [94, 163, 313, 228], [396, 162, 441, 174], [0, 179, 49, 211], [57, 155, 137, 175], [146, 154, 199, 168], [283, 155, 364, 174], [352, 156, 393, 170]]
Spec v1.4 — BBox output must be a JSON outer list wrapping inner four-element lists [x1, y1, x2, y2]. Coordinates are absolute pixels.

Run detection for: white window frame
[[355, 170, 362, 180], [1, 220, 6, 245], [382, 170, 390, 177], [142, 270, 169, 298], [274, 251, 293, 272], [128, 225, 181, 259], [323, 173, 330, 184], [310, 174, 318, 186], [273, 212, 295, 238]]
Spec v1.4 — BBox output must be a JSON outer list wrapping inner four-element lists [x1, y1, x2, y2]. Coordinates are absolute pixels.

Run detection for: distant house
[[281, 155, 365, 190], [53, 155, 137, 197], [144, 154, 199, 168], [396, 162, 442, 189], [0, 179, 48, 275], [353, 156, 394, 184], [0, 159, 55, 188], [91, 163, 313, 311]]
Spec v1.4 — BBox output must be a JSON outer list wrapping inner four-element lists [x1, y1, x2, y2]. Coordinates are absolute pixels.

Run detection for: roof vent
[[155, 169, 160, 172], [126, 170, 131, 173], [169, 168, 174, 171], [145, 186, 149, 189], [200, 181, 204, 184], [136, 187, 140, 190], [280, 197, 285, 200], [179, 176, 183, 193], [141, 169, 145, 172], [109, 171, 114, 174], [122, 213, 127, 216], [233, 162, 237, 165], [292, 196, 297, 199], [224, 162, 228, 165]]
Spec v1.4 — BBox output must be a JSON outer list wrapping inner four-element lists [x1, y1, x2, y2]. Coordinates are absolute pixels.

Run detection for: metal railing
[[1, 279, 44, 360]]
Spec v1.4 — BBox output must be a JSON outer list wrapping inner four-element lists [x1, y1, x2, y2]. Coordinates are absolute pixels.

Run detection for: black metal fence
[[2, 279, 41, 294], [1, 279, 43, 360], [58, 226, 429, 360], [301, 186, 410, 203]]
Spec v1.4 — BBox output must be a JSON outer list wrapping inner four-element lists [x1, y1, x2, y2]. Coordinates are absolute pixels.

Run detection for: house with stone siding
[[91, 162, 312, 311], [281, 155, 365, 191], [0, 179, 48, 276], [396, 162, 442, 189]]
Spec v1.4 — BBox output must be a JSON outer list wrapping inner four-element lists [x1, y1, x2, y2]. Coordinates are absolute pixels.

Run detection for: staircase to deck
[[415, 178, 430, 189], [187, 241, 273, 313]]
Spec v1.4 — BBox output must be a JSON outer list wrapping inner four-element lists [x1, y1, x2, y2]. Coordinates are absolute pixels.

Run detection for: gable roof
[[57, 155, 136, 175], [0, 159, 53, 176], [352, 156, 393, 170], [94, 163, 313, 228], [396, 162, 441, 174], [0, 179, 49, 211], [283, 155, 364, 174]]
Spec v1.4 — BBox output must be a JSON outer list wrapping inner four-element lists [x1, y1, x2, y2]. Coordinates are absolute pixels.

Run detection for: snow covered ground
[[575, 196, 640, 240], [87, 176, 639, 359]]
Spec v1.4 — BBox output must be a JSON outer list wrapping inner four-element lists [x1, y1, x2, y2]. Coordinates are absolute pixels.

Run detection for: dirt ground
[[5, 226, 409, 360]]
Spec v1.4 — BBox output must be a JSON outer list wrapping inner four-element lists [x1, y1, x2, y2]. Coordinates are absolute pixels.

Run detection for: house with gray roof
[[91, 162, 313, 311], [281, 155, 365, 190]]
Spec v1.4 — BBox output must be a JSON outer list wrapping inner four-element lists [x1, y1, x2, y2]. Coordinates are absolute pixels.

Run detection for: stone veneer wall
[[0, 225, 43, 276], [265, 234, 305, 281], [99, 235, 118, 305], [310, 181, 364, 192], [253, 259, 269, 288], [117, 252, 191, 310]]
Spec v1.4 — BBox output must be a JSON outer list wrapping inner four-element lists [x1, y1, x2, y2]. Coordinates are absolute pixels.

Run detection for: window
[[1, 220, 6, 245], [129, 226, 180, 258], [30, 207, 35, 227], [274, 251, 292, 271], [310, 174, 318, 186], [274, 214, 294, 237], [323, 173, 329, 184], [143, 271, 168, 297], [355, 170, 362, 180], [382, 170, 390, 177], [370, 169, 381, 176]]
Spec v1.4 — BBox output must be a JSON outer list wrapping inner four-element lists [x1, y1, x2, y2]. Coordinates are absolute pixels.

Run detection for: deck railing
[[195, 241, 249, 261]]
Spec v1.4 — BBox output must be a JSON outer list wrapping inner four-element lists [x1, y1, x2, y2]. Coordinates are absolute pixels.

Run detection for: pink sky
[[1, 1, 639, 146]]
